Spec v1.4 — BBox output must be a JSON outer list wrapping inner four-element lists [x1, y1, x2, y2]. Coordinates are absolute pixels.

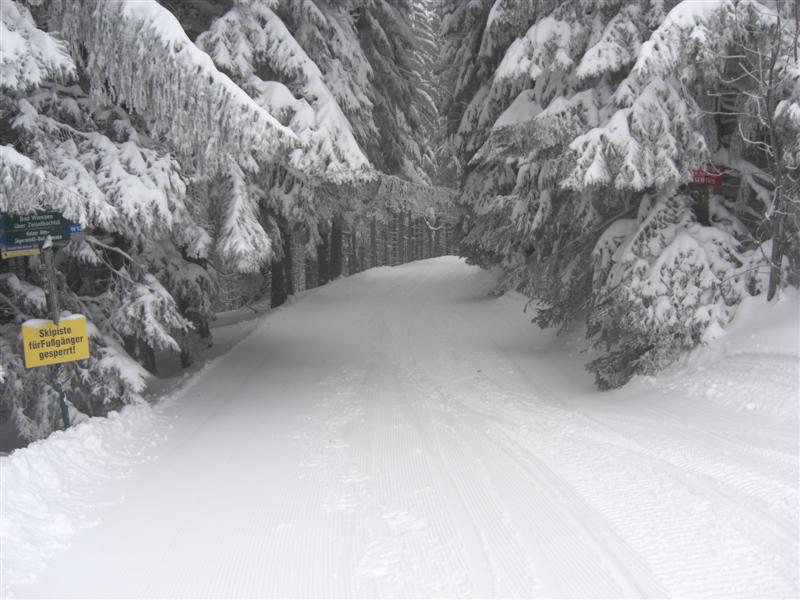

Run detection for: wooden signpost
[[1, 211, 90, 429]]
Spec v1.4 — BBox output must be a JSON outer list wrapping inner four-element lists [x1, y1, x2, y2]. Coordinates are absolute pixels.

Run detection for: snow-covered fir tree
[[3, 0, 793, 446], [0, 0, 299, 439], [0, 0, 453, 440], [195, 0, 449, 291], [446, 0, 799, 388]]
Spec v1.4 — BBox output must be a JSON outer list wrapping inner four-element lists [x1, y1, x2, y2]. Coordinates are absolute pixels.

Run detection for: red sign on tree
[[692, 165, 725, 187]]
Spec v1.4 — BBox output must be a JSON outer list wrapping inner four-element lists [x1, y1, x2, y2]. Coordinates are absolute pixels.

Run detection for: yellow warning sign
[[22, 315, 90, 368]]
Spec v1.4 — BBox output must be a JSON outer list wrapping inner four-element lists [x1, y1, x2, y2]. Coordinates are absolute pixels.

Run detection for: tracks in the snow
[[12, 258, 797, 599]]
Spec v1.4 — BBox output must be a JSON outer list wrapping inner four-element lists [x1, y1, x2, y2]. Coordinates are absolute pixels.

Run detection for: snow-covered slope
[[1, 258, 797, 597]]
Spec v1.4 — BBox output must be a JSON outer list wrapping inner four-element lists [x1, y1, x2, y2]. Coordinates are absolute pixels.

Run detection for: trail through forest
[[3, 258, 797, 598]]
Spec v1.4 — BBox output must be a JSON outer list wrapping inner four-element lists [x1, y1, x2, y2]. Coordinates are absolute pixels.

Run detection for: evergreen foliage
[[445, 0, 799, 388], [0, 0, 449, 442], [1, 0, 795, 444]]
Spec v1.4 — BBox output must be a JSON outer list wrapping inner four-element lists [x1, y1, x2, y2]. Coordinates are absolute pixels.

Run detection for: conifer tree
[[0, 0, 298, 439], [448, 0, 799, 388]]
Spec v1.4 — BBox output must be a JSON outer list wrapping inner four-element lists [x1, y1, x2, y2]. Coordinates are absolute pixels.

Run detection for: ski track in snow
[[3, 257, 798, 598]]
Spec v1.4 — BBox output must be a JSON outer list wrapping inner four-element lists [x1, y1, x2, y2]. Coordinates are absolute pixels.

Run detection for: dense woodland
[[1, 0, 797, 440]]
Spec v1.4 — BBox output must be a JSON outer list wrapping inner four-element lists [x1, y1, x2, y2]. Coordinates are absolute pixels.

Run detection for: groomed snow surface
[[2, 257, 798, 598]]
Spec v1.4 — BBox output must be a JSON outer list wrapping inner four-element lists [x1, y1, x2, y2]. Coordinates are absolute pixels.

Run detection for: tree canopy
[[0, 0, 796, 440]]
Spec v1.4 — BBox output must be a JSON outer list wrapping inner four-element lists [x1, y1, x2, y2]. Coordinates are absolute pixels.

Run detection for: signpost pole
[[56, 365, 71, 430], [41, 236, 69, 429], [42, 239, 60, 326], [60, 392, 70, 429]]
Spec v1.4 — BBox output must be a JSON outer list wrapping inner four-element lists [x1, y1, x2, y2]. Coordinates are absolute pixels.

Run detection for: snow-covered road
[[3, 258, 798, 598]]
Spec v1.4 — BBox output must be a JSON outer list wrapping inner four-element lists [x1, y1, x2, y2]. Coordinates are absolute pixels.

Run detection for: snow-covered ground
[[2, 257, 797, 598]]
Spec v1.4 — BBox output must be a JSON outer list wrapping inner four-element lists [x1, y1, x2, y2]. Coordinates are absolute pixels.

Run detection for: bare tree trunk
[[179, 330, 193, 369], [766, 15, 786, 301], [317, 220, 330, 285], [370, 217, 378, 268], [399, 212, 407, 264], [305, 255, 317, 289], [409, 217, 417, 261], [271, 261, 287, 307], [330, 215, 343, 279], [141, 341, 156, 374], [291, 226, 306, 295], [349, 230, 358, 274], [767, 195, 785, 301], [358, 236, 367, 272], [271, 224, 292, 307], [426, 224, 433, 258], [259, 263, 272, 303], [382, 218, 390, 266], [341, 225, 350, 276], [389, 213, 399, 266]]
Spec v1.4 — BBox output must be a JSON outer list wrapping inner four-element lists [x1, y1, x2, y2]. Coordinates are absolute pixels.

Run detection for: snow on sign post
[[692, 165, 725, 187]]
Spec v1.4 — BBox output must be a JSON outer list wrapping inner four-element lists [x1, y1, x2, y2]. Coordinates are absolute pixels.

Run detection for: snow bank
[[0, 404, 167, 596], [0, 295, 276, 596], [1, 259, 797, 597], [642, 289, 799, 418], [718, 289, 800, 357]]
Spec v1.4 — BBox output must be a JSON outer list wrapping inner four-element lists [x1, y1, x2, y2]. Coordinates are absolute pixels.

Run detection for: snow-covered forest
[[1, 0, 798, 441], [1, 0, 457, 440], [444, 0, 799, 388], [1, 1, 799, 597]]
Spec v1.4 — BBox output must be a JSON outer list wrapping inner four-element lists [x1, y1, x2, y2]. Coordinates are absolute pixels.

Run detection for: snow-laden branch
[[197, 3, 372, 183], [48, 0, 297, 175]]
